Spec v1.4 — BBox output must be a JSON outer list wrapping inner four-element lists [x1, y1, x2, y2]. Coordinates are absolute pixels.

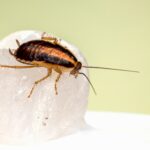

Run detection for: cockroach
[[0, 33, 139, 98]]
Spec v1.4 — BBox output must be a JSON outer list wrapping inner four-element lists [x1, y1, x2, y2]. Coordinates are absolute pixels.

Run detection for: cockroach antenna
[[82, 65, 140, 73], [80, 65, 139, 94], [79, 72, 97, 95]]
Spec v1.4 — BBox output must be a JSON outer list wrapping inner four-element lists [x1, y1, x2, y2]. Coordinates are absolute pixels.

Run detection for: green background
[[0, 0, 149, 114]]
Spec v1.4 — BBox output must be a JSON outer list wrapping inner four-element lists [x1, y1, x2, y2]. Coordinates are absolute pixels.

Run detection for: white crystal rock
[[0, 30, 89, 144]]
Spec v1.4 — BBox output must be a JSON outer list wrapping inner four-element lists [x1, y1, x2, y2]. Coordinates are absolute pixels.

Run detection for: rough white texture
[[0, 30, 89, 144], [0, 112, 150, 150]]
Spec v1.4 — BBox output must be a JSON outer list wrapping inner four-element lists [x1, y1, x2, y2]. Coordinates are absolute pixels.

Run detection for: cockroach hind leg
[[42, 35, 69, 51], [42, 36, 58, 44], [0, 65, 38, 69], [41, 33, 69, 50], [27, 69, 51, 98], [41, 33, 60, 45]]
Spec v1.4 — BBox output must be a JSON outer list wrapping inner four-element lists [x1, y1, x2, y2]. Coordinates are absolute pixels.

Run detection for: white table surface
[[0, 111, 150, 150]]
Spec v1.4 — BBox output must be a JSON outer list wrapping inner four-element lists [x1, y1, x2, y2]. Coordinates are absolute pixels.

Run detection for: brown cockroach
[[0, 34, 139, 98]]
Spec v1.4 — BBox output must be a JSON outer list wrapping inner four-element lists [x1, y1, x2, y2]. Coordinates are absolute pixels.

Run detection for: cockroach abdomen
[[15, 40, 77, 68]]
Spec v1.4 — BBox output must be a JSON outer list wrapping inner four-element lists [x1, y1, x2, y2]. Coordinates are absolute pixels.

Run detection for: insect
[[0, 33, 139, 98]]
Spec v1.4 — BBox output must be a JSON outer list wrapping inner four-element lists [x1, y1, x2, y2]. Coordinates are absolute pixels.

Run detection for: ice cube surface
[[0, 30, 89, 144]]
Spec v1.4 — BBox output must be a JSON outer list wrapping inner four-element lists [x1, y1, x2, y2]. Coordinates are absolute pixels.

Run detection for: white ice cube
[[0, 30, 89, 144]]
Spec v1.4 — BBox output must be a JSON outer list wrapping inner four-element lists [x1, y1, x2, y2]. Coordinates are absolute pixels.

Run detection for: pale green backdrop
[[0, 0, 149, 114]]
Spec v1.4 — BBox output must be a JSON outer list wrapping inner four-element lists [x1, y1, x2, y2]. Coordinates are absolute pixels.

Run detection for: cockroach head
[[70, 62, 82, 77]]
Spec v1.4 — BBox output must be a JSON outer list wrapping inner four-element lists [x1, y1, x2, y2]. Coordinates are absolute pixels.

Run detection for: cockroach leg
[[41, 33, 60, 45], [16, 58, 37, 66], [54, 72, 62, 95], [0, 64, 38, 69], [9, 49, 15, 56], [28, 69, 52, 98], [41, 36, 58, 45], [41, 32, 47, 38], [41, 36, 69, 50], [41, 33, 69, 49], [16, 39, 21, 47]]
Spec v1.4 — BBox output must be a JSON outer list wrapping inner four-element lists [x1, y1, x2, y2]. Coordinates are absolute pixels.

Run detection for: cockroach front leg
[[28, 69, 52, 98]]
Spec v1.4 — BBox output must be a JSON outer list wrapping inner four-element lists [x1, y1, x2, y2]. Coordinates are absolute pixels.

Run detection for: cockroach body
[[0, 33, 139, 98], [8, 35, 83, 98], [15, 40, 82, 74]]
